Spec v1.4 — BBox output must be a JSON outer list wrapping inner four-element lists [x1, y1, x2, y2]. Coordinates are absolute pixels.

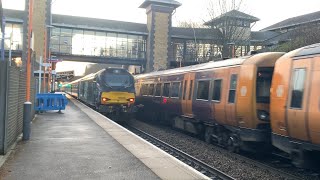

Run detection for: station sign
[[48, 56, 63, 62], [41, 63, 51, 67], [56, 70, 75, 81]]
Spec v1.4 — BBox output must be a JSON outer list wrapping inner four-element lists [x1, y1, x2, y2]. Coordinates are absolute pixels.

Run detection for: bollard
[[23, 102, 32, 141]]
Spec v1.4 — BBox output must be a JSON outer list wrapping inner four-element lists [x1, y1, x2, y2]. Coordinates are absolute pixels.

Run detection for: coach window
[[171, 82, 181, 98], [155, 83, 161, 96], [163, 83, 170, 97], [197, 80, 210, 100], [149, 84, 155, 96], [183, 80, 187, 100], [188, 80, 193, 100], [212, 79, 222, 101], [290, 68, 306, 108], [228, 75, 238, 103]]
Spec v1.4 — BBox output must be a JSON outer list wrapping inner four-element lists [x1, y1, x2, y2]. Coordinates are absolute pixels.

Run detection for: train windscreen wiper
[[105, 83, 113, 89]]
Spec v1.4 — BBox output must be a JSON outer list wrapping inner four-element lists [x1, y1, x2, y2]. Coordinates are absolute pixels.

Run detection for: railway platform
[[0, 95, 209, 180]]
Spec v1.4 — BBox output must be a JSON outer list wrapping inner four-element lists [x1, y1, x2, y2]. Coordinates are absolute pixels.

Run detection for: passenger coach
[[270, 43, 320, 167], [135, 52, 284, 152]]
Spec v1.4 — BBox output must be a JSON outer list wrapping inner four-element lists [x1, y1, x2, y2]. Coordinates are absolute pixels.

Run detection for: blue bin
[[35, 93, 68, 112]]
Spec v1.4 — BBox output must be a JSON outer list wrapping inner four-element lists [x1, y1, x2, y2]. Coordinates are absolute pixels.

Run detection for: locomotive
[[63, 68, 135, 117], [134, 43, 320, 168]]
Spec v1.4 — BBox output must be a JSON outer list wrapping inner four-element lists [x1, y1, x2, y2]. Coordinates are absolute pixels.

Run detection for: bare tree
[[177, 21, 202, 28], [204, 0, 257, 58]]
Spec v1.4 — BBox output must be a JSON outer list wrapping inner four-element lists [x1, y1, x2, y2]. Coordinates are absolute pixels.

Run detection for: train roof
[[63, 68, 129, 86], [135, 52, 282, 79], [135, 57, 248, 79], [293, 43, 320, 58]]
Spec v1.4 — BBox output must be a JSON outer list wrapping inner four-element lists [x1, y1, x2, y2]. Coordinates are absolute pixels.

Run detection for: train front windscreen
[[99, 69, 134, 92], [104, 74, 132, 87]]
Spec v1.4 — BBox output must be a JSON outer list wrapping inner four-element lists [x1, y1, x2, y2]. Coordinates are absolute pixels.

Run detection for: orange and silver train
[[134, 43, 320, 167], [270, 44, 320, 167], [63, 68, 135, 116]]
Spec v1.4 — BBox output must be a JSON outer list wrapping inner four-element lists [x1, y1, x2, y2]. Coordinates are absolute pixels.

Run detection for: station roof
[[3, 8, 24, 23], [251, 31, 292, 46], [204, 10, 259, 26], [53, 14, 148, 35], [139, 0, 181, 9], [262, 10, 320, 31], [251, 31, 280, 43]]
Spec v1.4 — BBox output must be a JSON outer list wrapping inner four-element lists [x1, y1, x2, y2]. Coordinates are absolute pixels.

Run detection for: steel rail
[[127, 125, 236, 180], [127, 121, 308, 180]]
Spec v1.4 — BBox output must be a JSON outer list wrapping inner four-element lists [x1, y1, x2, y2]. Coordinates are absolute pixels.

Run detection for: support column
[[0, 60, 8, 153], [140, 0, 181, 72], [33, 0, 48, 62]]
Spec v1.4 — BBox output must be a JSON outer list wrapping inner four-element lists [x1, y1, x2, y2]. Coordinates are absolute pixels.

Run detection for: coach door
[[225, 68, 240, 126], [307, 57, 320, 144], [182, 73, 195, 117], [286, 58, 312, 141]]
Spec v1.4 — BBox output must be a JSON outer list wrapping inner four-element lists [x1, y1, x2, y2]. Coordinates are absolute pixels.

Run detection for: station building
[[1, 0, 320, 73]]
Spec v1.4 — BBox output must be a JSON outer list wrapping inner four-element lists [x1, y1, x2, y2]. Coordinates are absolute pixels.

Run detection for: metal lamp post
[[23, 0, 34, 141]]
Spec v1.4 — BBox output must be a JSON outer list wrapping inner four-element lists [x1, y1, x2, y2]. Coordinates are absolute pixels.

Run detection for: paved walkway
[[0, 100, 160, 180]]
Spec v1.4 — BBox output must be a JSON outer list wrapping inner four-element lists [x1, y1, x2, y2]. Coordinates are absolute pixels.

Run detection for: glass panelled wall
[[171, 39, 222, 64], [0, 23, 23, 51], [50, 27, 147, 59]]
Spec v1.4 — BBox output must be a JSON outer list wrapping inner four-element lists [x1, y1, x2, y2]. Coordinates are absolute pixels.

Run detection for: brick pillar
[[32, 0, 48, 62], [140, 0, 181, 72]]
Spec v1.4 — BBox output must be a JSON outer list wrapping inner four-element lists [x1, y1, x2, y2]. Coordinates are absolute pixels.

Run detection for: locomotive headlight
[[102, 97, 110, 102], [127, 98, 135, 103], [257, 110, 269, 121]]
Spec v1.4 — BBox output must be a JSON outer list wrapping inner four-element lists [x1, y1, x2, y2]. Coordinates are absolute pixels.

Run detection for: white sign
[[51, 70, 56, 75], [48, 58, 63, 62], [42, 63, 51, 67]]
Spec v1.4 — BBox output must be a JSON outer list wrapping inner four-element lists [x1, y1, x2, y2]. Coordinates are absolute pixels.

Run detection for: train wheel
[[149, 112, 158, 123], [291, 150, 307, 168], [227, 136, 240, 153], [204, 127, 213, 144]]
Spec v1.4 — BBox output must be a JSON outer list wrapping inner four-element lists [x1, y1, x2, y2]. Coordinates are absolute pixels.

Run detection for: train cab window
[[228, 75, 238, 103], [256, 68, 273, 103], [163, 83, 170, 97], [197, 80, 210, 100], [171, 82, 181, 98], [212, 79, 222, 101], [149, 84, 155, 96], [290, 68, 306, 108], [188, 80, 193, 100], [141, 84, 147, 95], [155, 83, 161, 96], [183, 80, 187, 100]]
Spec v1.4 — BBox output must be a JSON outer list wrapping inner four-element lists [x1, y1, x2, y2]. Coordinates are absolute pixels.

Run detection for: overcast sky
[[3, 0, 320, 31]]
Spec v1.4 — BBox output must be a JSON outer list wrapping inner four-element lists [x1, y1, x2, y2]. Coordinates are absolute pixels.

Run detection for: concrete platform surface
[[0, 96, 209, 180]]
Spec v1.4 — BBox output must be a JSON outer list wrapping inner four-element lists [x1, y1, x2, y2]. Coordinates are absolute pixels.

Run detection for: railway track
[[127, 119, 320, 180], [236, 151, 307, 180], [125, 125, 236, 180]]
